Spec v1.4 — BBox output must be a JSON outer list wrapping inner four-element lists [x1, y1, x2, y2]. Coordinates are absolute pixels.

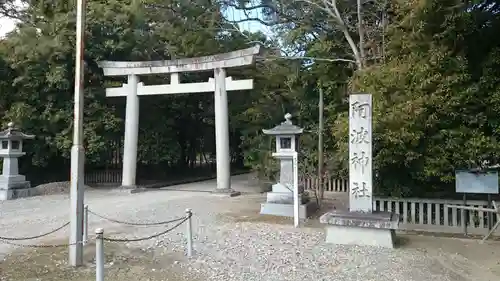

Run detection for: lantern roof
[[262, 113, 304, 135], [0, 122, 35, 140]]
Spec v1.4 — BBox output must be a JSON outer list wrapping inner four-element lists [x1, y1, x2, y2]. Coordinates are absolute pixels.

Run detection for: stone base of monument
[[261, 193, 318, 219], [212, 188, 241, 197], [319, 210, 400, 248], [260, 201, 318, 219], [127, 186, 146, 194], [266, 192, 309, 204], [110, 185, 147, 194], [0, 181, 37, 200]]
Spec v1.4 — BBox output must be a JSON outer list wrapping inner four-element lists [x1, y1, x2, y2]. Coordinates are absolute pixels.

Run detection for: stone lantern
[[260, 113, 317, 218], [0, 122, 35, 200]]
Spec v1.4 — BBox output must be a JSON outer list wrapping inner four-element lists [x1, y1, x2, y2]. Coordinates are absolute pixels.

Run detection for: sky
[[0, 16, 16, 37], [228, 6, 270, 35], [0, 0, 23, 37]]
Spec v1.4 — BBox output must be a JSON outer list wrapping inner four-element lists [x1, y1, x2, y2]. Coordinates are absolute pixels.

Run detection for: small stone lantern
[[0, 122, 35, 200], [260, 113, 316, 218]]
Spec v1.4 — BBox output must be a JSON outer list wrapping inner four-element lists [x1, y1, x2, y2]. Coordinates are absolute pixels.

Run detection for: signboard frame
[[454, 168, 500, 234]]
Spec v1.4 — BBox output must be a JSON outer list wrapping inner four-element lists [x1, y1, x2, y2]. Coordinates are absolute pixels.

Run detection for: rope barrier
[[102, 212, 191, 243], [0, 239, 84, 248], [0, 222, 69, 241], [0, 207, 194, 250], [87, 209, 186, 226]]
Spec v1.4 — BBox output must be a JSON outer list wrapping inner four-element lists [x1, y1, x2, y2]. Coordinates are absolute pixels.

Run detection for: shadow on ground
[[216, 193, 347, 228]]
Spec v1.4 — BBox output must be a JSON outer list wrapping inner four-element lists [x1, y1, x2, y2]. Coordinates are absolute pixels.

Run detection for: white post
[[213, 68, 231, 191], [95, 228, 104, 281], [185, 209, 193, 257], [69, 0, 86, 267], [293, 152, 299, 227], [121, 74, 140, 187], [83, 205, 88, 246]]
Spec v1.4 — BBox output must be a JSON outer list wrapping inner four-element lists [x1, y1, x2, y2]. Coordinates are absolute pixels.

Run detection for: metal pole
[[318, 87, 324, 201], [96, 228, 104, 281], [487, 194, 493, 230], [70, 0, 86, 267], [463, 193, 467, 236], [83, 205, 88, 246], [293, 152, 299, 227], [185, 209, 193, 257]]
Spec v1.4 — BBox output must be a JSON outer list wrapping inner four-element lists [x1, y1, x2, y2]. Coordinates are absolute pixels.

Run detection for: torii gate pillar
[[214, 68, 231, 192], [122, 74, 139, 187], [98, 46, 260, 195]]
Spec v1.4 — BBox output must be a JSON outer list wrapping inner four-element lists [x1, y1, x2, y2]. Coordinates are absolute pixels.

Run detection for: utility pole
[[317, 87, 325, 200], [69, 0, 86, 267]]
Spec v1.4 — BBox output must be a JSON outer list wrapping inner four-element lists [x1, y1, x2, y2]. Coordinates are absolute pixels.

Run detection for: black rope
[[0, 239, 83, 248], [88, 209, 186, 226], [102, 216, 189, 242], [0, 222, 69, 241]]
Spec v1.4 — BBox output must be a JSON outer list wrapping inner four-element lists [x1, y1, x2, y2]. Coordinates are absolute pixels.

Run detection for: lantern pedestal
[[0, 181, 35, 201], [261, 181, 317, 219], [261, 200, 318, 219], [0, 170, 36, 200]]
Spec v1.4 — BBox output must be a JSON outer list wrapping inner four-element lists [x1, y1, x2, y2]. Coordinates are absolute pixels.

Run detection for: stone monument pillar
[[0, 122, 35, 200], [260, 113, 318, 219], [319, 94, 399, 248]]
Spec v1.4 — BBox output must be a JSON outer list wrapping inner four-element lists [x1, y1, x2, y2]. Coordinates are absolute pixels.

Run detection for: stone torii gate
[[98, 46, 261, 195]]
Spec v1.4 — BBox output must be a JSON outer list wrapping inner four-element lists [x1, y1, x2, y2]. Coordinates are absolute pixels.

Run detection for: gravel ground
[[1, 182, 500, 281]]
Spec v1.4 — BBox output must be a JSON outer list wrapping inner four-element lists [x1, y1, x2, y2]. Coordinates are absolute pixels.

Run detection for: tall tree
[[333, 0, 500, 196]]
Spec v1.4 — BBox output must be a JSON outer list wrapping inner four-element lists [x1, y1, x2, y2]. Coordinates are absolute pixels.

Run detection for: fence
[[83, 162, 245, 186], [0, 206, 194, 281], [374, 197, 500, 235], [302, 175, 500, 236], [301, 176, 349, 192], [85, 169, 122, 185], [93, 208, 193, 281]]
